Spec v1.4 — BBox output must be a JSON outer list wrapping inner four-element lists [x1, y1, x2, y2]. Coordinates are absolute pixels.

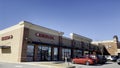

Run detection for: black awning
[[0, 46, 11, 49], [31, 41, 59, 46]]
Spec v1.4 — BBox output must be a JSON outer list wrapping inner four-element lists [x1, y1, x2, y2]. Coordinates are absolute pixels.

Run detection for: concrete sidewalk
[[22, 61, 76, 68]]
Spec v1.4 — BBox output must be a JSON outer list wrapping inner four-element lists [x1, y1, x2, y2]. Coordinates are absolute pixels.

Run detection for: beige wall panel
[[62, 37, 71, 46], [0, 27, 24, 62]]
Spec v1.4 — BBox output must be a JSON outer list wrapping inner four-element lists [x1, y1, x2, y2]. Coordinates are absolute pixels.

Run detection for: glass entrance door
[[41, 48, 48, 61], [37, 46, 51, 61]]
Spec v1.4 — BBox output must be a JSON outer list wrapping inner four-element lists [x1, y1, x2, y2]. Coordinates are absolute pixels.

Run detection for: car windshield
[[77, 55, 97, 59], [89, 55, 97, 59]]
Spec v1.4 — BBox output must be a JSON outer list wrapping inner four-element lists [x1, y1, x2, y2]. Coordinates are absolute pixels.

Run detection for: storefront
[[0, 21, 94, 62], [26, 44, 59, 61]]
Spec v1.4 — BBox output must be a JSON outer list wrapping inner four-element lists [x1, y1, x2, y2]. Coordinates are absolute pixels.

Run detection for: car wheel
[[72, 60, 75, 64], [85, 61, 90, 65], [118, 63, 120, 65]]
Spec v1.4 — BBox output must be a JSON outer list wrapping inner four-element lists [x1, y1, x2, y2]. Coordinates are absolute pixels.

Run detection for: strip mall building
[[0, 21, 119, 62], [0, 21, 98, 62]]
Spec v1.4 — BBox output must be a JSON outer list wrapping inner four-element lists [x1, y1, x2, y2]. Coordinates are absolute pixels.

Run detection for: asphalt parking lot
[[22, 61, 120, 68], [0, 61, 120, 68], [72, 62, 120, 68]]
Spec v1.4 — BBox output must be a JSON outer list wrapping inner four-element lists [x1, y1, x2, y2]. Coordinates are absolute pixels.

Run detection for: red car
[[72, 56, 97, 65]]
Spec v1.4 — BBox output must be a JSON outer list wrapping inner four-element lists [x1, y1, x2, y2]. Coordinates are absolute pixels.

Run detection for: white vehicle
[[105, 56, 118, 61]]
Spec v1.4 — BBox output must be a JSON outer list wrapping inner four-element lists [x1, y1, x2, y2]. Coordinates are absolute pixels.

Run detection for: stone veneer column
[[58, 36, 62, 61], [20, 27, 29, 62], [51, 46, 54, 61], [71, 39, 74, 58], [81, 42, 84, 56], [33, 45, 38, 61]]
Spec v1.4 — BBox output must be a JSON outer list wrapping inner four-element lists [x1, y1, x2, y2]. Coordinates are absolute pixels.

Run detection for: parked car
[[72, 56, 97, 65], [117, 58, 120, 65], [89, 55, 98, 63], [111, 56, 118, 62], [97, 55, 107, 64], [106, 56, 118, 62]]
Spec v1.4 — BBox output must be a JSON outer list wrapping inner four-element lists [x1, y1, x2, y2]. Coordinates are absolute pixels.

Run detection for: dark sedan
[[117, 58, 120, 65], [97, 55, 107, 64]]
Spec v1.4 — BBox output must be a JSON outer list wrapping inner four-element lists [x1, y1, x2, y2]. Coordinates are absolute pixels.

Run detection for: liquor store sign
[[1, 35, 13, 41]]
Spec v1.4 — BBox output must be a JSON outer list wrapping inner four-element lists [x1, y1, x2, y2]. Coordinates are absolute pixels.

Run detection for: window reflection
[[37, 46, 51, 61], [26, 45, 34, 61], [53, 47, 58, 60], [74, 50, 82, 58], [62, 48, 71, 60]]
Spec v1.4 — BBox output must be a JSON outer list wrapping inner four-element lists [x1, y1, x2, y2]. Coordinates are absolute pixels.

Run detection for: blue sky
[[0, 0, 120, 41]]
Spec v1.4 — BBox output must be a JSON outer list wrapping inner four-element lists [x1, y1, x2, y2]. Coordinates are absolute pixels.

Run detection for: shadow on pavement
[[89, 62, 113, 66], [52, 61, 65, 64]]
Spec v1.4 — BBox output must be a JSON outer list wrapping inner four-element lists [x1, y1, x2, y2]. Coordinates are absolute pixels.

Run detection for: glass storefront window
[[48, 47, 51, 60], [53, 47, 58, 60], [26, 44, 34, 61], [62, 48, 71, 60], [74, 50, 82, 58]]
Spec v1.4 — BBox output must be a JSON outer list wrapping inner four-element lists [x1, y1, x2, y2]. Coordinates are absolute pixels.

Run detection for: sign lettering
[[1, 35, 13, 41], [35, 33, 54, 40]]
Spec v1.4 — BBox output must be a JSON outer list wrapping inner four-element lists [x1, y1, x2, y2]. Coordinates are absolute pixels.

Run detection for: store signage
[[1, 35, 13, 41], [35, 33, 54, 40]]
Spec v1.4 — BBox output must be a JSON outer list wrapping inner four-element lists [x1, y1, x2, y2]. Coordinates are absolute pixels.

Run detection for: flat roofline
[[19, 21, 64, 36], [62, 36, 71, 40], [92, 40, 113, 43], [0, 22, 24, 34], [19, 21, 62, 33], [0, 21, 64, 36], [70, 33, 92, 41]]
